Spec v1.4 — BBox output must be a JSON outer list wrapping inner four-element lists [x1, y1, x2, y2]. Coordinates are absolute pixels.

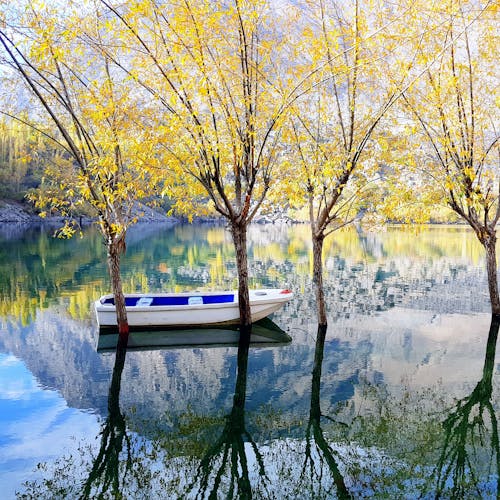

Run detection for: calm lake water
[[0, 222, 498, 498]]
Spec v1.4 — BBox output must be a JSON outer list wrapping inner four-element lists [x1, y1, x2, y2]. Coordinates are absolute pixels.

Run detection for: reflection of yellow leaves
[[158, 263, 169, 273], [287, 238, 308, 255], [170, 246, 185, 256], [0, 223, 488, 332], [206, 229, 228, 246], [209, 251, 226, 286]]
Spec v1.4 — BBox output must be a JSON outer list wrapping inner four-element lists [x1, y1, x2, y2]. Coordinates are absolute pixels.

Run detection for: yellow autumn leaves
[[0, 0, 497, 233]]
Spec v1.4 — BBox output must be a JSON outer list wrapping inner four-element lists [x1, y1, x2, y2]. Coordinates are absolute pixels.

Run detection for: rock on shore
[[0, 200, 38, 224], [0, 199, 178, 226], [0, 199, 296, 227]]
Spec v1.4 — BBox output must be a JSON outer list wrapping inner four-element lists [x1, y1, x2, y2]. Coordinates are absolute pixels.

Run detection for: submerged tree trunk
[[312, 231, 327, 327], [107, 236, 129, 338], [231, 221, 252, 327], [484, 233, 500, 316]]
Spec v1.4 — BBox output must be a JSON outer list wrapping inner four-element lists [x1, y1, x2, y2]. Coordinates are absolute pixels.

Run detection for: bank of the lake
[[0, 200, 39, 224], [0, 198, 181, 226]]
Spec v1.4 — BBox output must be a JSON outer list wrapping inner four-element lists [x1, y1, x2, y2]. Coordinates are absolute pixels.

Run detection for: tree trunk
[[231, 221, 252, 326], [107, 239, 129, 339], [484, 233, 500, 316], [312, 232, 327, 327]]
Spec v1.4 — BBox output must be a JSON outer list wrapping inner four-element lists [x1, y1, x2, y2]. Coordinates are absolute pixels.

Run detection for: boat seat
[[136, 297, 154, 306]]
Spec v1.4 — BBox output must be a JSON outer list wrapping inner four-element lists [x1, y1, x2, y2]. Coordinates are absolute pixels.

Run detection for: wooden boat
[[96, 318, 292, 351], [94, 288, 293, 329]]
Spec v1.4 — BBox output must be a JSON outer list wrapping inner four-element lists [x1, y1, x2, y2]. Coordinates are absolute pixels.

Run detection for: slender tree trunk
[[231, 221, 252, 326], [107, 239, 129, 339], [484, 233, 500, 316], [312, 231, 327, 327]]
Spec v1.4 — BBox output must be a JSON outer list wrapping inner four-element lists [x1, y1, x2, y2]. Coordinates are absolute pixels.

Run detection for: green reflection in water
[[0, 223, 487, 327]]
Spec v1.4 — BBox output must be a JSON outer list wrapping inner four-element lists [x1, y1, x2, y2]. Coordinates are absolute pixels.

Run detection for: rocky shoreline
[[0, 199, 179, 226], [0, 200, 40, 224], [0, 199, 296, 227]]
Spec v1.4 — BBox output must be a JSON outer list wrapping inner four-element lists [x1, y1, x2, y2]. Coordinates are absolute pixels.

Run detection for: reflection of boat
[[94, 288, 293, 328], [96, 318, 292, 351]]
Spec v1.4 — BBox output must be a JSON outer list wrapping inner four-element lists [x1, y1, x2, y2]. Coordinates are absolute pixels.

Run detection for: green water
[[0, 222, 498, 498]]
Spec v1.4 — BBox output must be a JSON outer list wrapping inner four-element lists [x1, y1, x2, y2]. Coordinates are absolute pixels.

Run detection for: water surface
[[0, 223, 498, 498]]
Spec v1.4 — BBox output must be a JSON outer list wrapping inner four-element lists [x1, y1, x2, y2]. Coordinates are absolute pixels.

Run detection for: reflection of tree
[[185, 327, 270, 499], [81, 335, 132, 499], [434, 315, 500, 498], [300, 324, 351, 499]]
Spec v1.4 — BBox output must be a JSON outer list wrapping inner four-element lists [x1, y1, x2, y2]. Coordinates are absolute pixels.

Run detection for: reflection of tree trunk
[[81, 334, 131, 498], [231, 221, 252, 326], [231, 326, 251, 425], [310, 324, 327, 421], [312, 233, 327, 327], [304, 325, 350, 499], [188, 326, 268, 499], [107, 236, 129, 338], [434, 315, 500, 498], [484, 235, 500, 316], [227, 326, 252, 498]]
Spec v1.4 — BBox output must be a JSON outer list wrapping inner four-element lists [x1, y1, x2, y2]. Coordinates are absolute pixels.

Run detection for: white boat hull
[[94, 288, 293, 328]]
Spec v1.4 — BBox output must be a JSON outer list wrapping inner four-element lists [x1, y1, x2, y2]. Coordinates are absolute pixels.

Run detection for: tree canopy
[[1, 0, 498, 319]]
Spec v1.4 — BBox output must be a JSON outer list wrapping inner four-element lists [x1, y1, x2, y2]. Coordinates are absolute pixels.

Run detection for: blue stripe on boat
[[103, 294, 235, 306]]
